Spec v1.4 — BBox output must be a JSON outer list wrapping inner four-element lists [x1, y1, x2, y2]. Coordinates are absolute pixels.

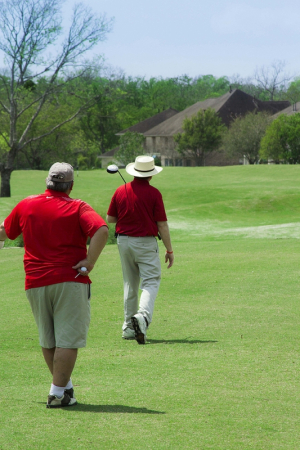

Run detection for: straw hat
[[126, 156, 163, 177]]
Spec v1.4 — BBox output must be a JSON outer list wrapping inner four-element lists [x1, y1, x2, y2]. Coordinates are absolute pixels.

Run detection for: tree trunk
[[0, 167, 13, 197]]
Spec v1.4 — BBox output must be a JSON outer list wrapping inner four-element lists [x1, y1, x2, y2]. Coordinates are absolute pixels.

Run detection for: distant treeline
[[2, 72, 300, 171]]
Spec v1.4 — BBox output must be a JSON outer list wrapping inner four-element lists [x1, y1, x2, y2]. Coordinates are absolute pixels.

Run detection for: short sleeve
[[107, 193, 117, 217], [4, 204, 22, 240], [153, 192, 167, 222], [79, 202, 107, 237]]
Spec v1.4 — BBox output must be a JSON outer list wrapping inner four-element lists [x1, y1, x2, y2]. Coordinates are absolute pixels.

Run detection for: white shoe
[[122, 328, 135, 340], [131, 313, 147, 345]]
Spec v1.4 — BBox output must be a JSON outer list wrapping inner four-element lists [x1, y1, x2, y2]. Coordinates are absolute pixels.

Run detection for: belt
[[115, 233, 161, 241], [115, 233, 156, 238]]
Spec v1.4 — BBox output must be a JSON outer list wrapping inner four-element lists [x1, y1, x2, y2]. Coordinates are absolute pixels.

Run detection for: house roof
[[271, 102, 300, 119], [116, 108, 179, 135], [143, 89, 291, 137], [260, 100, 291, 115], [143, 91, 233, 137], [98, 146, 119, 158]]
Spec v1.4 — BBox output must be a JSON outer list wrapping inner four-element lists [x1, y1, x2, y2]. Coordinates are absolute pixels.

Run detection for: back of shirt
[[4, 190, 106, 289], [107, 178, 167, 236]]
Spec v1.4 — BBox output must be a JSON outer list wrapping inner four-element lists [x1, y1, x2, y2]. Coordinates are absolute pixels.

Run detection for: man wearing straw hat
[[107, 155, 174, 345]]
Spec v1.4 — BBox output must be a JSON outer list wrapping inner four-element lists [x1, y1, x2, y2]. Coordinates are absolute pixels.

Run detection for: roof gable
[[143, 89, 291, 136], [116, 108, 179, 135]]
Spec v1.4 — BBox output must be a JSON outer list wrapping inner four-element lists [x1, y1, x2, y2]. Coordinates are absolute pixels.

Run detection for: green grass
[[1, 166, 300, 449]]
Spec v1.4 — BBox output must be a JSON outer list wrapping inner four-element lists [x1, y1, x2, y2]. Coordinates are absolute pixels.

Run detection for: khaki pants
[[117, 235, 161, 330]]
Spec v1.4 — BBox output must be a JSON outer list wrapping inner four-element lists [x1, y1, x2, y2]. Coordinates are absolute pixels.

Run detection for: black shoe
[[64, 388, 74, 398], [46, 392, 77, 408], [131, 313, 147, 345]]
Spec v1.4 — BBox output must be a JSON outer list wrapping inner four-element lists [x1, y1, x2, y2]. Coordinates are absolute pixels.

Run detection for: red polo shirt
[[4, 189, 107, 290], [107, 178, 167, 236]]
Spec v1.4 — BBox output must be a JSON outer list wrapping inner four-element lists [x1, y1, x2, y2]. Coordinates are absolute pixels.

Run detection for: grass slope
[[1, 166, 300, 449]]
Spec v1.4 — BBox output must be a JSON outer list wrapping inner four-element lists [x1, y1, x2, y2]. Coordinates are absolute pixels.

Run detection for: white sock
[[49, 384, 64, 398], [65, 379, 73, 390]]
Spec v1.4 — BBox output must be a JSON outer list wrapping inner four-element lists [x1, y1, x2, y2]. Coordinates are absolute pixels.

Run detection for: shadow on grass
[[62, 404, 165, 414], [146, 339, 218, 345]]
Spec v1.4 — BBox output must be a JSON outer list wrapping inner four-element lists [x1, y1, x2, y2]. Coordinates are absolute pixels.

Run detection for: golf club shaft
[[118, 171, 127, 184]]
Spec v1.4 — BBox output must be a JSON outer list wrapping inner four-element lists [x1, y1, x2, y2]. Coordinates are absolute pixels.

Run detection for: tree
[[0, 0, 113, 196], [174, 108, 225, 166], [286, 78, 300, 104], [254, 60, 292, 101], [78, 75, 125, 154], [223, 111, 272, 164], [115, 131, 145, 166], [260, 113, 300, 164]]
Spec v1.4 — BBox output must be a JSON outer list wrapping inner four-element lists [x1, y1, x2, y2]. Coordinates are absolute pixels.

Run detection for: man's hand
[[72, 226, 109, 276], [72, 259, 94, 276], [165, 252, 174, 269]]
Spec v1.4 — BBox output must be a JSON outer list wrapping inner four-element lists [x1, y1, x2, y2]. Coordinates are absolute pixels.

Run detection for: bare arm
[[106, 215, 117, 223], [0, 222, 8, 248], [157, 221, 174, 269], [72, 225, 109, 275]]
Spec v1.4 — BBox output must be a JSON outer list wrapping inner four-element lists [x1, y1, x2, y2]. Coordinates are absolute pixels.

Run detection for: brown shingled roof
[[271, 102, 300, 119], [116, 108, 179, 135], [260, 101, 291, 115], [143, 89, 291, 136], [143, 91, 233, 137], [98, 146, 119, 158]]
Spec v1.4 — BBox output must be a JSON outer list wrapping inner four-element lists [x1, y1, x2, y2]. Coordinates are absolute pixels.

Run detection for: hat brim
[[126, 163, 163, 177]]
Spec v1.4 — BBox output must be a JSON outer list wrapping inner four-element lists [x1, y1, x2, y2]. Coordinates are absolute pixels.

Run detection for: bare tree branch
[[20, 108, 84, 149], [0, 0, 113, 196], [254, 60, 293, 100]]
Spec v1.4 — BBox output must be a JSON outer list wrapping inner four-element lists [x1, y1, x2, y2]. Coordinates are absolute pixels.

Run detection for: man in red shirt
[[0, 162, 108, 408], [107, 155, 174, 344]]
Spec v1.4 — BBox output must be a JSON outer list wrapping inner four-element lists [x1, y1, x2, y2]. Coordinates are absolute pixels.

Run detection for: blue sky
[[61, 0, 300, 80], [5, 0, 300, 81]]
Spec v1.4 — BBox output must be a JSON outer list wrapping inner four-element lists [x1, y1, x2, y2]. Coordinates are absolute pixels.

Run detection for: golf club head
[[107, 164, 119, 174]]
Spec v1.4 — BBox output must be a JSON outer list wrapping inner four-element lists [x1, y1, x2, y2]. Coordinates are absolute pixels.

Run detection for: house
[[98, 108, 179, 168], [99, 90, 290, 167], [142, 89, 290, 166], [271, 101, 300, 119]]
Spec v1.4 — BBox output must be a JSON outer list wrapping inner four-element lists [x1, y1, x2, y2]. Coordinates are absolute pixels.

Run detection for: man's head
[[126, 155, 163, 178], [46, 162, 74, 192]]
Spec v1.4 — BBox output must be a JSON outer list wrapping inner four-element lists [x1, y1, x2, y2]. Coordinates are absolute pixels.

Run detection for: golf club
[[107, 164, 127, 184]]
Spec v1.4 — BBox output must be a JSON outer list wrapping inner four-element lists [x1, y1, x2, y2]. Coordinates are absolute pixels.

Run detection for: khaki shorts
[[26, 282, 91, 349]]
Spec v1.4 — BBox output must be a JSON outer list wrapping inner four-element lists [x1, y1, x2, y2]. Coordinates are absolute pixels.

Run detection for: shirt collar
[[132, 178, 149, 185], [45, 189, 70, 198]]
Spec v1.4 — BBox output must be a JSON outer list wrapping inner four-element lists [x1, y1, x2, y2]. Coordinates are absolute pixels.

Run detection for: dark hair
[[46, 177, 73, 192]]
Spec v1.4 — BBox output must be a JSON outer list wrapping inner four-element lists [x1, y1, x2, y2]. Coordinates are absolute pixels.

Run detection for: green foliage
[[154, 156, 161, 166], [71, 130, 101, 169], [287, 78, 300, 103], [174, 108, 225, 166], [223, 111, 272, 164], [260, 113, 300, 163], [0, 133, 10, 154], [115, 131, 145, 165]]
